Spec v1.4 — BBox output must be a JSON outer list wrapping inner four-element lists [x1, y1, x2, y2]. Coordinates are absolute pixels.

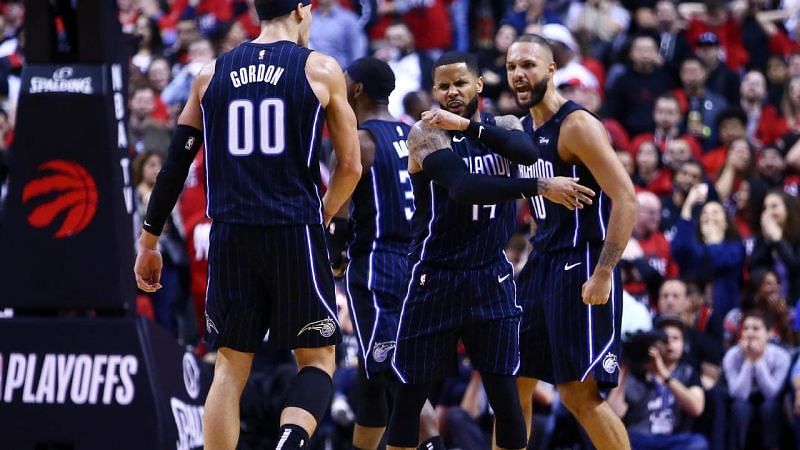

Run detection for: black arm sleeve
[[422, 149, 538, 204], [143, 125, 204, 236], [463, 120, 539, 164]]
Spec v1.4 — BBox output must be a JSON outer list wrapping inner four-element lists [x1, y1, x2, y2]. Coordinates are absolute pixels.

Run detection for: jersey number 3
[[228, 98, 285, 156]]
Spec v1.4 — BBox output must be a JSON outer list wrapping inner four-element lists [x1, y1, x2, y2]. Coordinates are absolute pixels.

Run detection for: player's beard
[[461, 95, 480, 119], [515, 76, 549, 110]]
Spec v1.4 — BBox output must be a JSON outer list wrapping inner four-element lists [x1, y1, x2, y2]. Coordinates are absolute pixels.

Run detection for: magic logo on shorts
[[371, 341, 396, 363], [602, 353, 618, 374], [297, 318, 336, 338]]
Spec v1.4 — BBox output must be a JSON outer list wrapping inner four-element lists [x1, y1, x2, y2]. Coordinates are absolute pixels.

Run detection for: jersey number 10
[[228, 98, 285, 156]]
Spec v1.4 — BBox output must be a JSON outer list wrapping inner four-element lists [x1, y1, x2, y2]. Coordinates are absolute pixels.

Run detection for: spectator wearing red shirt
[[739, 70, 788, 147], [631, 139, 673, 197], [369, 0, 452, 52], [622, 191, 680, 305], [683, 0, 748, 71], [632, 93, 702, 158], [701, 108, 748, 178]]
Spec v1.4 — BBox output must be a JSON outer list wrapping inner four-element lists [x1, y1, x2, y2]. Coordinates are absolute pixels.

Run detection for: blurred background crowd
[[2, 0, 800, 448]]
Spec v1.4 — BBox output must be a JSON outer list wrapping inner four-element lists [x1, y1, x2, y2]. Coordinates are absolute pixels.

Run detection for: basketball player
[[133, 1, 362, 449], [506, 35, 637, 450], [385, 52, 594, 450], [326, 56, 444, 450]]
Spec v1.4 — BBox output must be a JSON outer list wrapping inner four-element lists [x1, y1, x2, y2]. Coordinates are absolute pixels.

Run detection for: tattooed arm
[[408, 120, 452, 174], [420, 109, 539, 164], [408, 121, 545, 204], [559, 111, 637, 306]]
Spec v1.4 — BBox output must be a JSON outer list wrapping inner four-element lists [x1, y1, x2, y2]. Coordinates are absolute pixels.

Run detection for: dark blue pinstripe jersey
[[201, 41, 325, 225], [518, 101, 610, 252], [348, 120, 414, 257], [409, 113, 516, 268]]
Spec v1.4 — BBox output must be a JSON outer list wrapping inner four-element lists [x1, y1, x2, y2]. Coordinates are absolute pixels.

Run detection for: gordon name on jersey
[[229, 62, 285, 88]]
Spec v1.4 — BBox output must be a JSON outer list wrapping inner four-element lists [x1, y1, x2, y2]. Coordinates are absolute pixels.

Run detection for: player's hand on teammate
[[420, 109, 470, 132], [540, 177, 595, 210], [134, 247, 163, 293], [581, 270, 611, 305]]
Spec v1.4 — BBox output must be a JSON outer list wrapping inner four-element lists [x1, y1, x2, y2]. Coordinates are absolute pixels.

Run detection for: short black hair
[[716, 107, 747, 128], [681, 55, 707, 70], [512, 34, 554, 61], [346, 57, 395, 104], [433, 51, 479, 76], [254, 0, 310, 20]]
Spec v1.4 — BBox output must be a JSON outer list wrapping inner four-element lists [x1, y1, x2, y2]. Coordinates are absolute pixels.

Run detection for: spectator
[[682, 0, 748, 71], [646, 93, 700, 155], [749, 146, 800, 227], [672, 187, 745, 317], [147, 57, 172, 94], [309, 0, 367, 69], [608, 315, 708, 450], [714, 137, 755, 202], [701, 108, 748, 178], [164, 18, 201, 66], [375, 22, 433, 118], [675, 56, 728, 151], [739, 70, 787, 147], [501, 0, 562, 36], [565, 0, 630, 57], [694, 32, 740, 105], [128, 85, 170, 154], [789, 354, 800, 447], [540, 23, 599, 90], [750, 190, 800, 303], [631, 139, 672, 196], [622, 191, 679, 305], [161, 38, 215, 107], [725, 269, 795, 347], [654, 0, 694, 77], [559, 79, 630, 150], [660, 159, 709, 236], [765, 55, 788, 108], [662, 137, 695, 173], [219, 21, 249, 54], [605, 34, 674, 137], [132, 15, 164, 73], [780, 76, 800, 134], [723, 309, 791, 450], [477, 24, 517, 107]]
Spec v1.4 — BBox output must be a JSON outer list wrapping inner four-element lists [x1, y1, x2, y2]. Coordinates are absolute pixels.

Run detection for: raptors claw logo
[[22, 159, 98, 238], [297, 318, 337, 337]]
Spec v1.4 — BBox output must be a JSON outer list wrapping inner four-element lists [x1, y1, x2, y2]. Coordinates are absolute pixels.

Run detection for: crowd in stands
[[3, 0, 800, 448]]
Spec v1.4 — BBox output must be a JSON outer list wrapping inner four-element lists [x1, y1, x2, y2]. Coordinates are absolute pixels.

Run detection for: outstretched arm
[[561, 111, 637, 305], [408, 121, 591, 206], [420, 109, 539, 164]]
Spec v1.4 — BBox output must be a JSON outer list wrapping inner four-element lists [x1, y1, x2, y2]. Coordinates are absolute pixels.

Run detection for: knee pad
[[482, 373, 527, 449], [284, 366, 333, 424], [386, 383, 430, 448], [356, 369, 390, 427]]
